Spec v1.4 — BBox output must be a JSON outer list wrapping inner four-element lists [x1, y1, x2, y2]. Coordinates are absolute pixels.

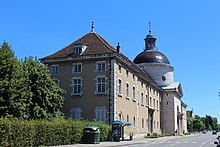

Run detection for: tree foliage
[[0, 42, 65, 119], [22, 57, 65, 119], [187, 114, 219, 132]]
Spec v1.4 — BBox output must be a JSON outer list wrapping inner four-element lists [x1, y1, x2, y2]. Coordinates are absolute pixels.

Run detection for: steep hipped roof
[[41, 32, 116, 59], [40, 31, 160, 89]]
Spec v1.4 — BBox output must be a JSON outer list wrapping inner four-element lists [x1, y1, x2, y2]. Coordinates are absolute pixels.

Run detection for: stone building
[[133, 29, 187, 135], [40, 23, 187, 135]]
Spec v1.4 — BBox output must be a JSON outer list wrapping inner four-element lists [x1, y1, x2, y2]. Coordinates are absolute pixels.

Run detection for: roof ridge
[[93, 32, 116, 52]]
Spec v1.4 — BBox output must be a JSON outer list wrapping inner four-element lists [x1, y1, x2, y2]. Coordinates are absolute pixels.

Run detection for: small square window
[[96, 62, 106, 71], [50, 65, 59, 75], [72, 63, 82, 73]]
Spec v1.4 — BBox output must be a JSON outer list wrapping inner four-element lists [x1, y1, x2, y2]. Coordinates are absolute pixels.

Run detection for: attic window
[[73, 42, 87, 56], [74, 47, 82, 55]]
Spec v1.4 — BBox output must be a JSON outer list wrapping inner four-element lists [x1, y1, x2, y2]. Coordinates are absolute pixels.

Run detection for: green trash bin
[[82, 126, 100, 144]]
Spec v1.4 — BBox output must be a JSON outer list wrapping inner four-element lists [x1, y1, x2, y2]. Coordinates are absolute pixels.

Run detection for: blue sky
[[1, 0, 220, 121]]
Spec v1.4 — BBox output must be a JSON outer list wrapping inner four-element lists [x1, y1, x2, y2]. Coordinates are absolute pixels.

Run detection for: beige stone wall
[[48, 59, 110, 122], [114, 60, 161, 134], [46, 56, 161, 134]]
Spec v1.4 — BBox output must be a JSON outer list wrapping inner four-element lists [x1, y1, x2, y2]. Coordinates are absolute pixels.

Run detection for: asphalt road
[[122, 132, 219, 147]]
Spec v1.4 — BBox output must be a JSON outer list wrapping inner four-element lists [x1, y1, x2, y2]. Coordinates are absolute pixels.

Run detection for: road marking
[[175, 141, 180, 144], [192, 141, 197, 143]]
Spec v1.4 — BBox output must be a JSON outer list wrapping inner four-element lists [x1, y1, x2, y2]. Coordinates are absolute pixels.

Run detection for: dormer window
[[73, 42, 87, 56], [74, 47, 82, 55]]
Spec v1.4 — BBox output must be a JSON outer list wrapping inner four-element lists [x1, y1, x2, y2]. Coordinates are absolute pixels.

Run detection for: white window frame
[[50, 65, 59, 75], [95, 76, 107, 94], [118, 79, 122, 96], [96, 61, 106, 71], [126, 83, 129, 98], [95, 106, 107, 123], [150, 97, 152, 107], [70, 107, 82, 120], [74, 47, 82, 55], [132, 86, 136, 100], [72, 63, 82, 73], [71, 77, 82, 96], [146, 95, 148, 106], [141, 93, 144, 104]]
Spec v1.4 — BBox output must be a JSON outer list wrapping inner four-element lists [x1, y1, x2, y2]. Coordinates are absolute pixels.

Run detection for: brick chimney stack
[[116, 42, 120, 54]]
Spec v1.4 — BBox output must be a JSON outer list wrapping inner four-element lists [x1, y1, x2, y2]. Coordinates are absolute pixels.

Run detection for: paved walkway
[[54, 134, 185, 147]]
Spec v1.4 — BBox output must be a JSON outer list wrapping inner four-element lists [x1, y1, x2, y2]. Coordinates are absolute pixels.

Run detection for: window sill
[[95, 92, 108, 95], [71, 92, 83, 96]]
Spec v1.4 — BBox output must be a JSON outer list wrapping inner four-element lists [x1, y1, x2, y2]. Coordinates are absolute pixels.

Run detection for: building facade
[[41, 24, 187, 135], [133, 29, 187, 135]]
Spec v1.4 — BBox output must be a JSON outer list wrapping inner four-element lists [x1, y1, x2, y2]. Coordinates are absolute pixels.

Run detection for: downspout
[[108, 54, 112, 125]]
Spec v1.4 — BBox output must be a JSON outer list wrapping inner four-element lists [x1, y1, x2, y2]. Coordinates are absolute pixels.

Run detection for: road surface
[[122, 132, 218, 147]]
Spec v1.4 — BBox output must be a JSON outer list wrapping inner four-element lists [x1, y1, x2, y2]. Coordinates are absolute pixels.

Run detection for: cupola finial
[[149, 21, 151, 34], [91, 21, 95, 32]]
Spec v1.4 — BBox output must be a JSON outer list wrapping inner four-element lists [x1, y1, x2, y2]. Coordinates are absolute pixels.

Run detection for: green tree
[[23, 57, 65, 119], [0, 42, 65, 120], [192, 115, 205, 132], [0, 42, 31, 118]]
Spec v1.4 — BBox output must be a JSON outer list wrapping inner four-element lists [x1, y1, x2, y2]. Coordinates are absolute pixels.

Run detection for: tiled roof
[[42, 32, 116, 59], [41, 31, 160, 89]]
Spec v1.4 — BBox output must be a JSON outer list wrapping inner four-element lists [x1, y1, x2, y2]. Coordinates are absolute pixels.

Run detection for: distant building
[[40, 23, 187, 135], [186, 110, 194, 118]]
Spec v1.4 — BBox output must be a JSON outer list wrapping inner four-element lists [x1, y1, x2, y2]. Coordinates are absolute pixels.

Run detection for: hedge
[[0, 118, 112, 146]]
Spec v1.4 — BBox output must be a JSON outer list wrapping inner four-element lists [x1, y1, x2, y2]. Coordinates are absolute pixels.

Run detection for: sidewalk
[[55, 134, 185, 147]]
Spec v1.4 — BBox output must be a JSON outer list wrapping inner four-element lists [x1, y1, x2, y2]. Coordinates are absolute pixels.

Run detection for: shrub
[[0, 118, 111, 146]]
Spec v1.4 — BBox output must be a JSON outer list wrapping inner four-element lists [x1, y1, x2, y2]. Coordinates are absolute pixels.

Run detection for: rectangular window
[[70, 107, 81, 120], [95, 107, 106, 123], [146, 95, 148, 106], [157, 100, 159, 110], [96, 61, 106, 71], [153, 99, 156, 108], [126, 70, 129, 77], [133, 74, 135, 81], [150, 97, 152, 107], [74, 47, 82, 55], [118, 64, 121, 73], [71, 78, 82, 95], [141, 93, 144, 104], [97, 77, 106, 93], [118, 79, 122, 95], [50, 65, 59, 75], [126, 83, 129, 98], [72, 63, 82, 73], [132, 86, 136, 100]]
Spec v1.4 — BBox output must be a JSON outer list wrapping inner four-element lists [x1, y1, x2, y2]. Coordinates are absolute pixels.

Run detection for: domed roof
[[133, 50, 170, 64]]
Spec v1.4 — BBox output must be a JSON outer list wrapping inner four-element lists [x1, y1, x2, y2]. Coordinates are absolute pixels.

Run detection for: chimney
[[116, 42, 120, 54]]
